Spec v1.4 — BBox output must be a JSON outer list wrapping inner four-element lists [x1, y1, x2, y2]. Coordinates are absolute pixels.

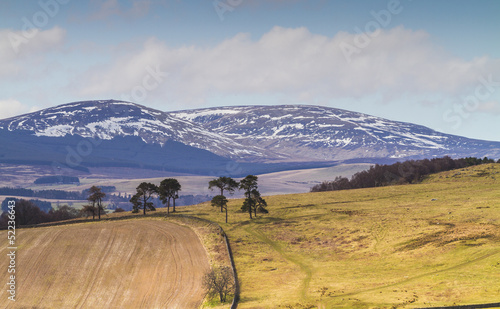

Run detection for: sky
[[0, 0, 499, 141]]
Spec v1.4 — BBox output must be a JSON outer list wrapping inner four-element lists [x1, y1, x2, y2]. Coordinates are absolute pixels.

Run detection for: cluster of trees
[[0, 175, 269, 228], [0, 199, 81, 227], [1, 198, 52, 213], [311, 156, 497, 192], [129, 179, 182, 215], [123, 174, 270, 223], [126, 175, 269, 223], [0, 187, 84, 200], [209, 175, 267, 222]]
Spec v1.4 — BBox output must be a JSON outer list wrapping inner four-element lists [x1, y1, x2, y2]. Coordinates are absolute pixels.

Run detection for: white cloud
[[0, 26, 66, 79], [74, 26, 500, 108], [0, 99, 36, 119]]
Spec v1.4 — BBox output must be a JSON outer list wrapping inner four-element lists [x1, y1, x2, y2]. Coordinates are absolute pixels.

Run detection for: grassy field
[[173, 163, 500, 308], [0, 219, 210, 308], [1, 163, 498, 308]]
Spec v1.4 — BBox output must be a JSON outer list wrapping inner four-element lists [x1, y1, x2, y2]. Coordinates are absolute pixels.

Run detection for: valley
[[0, 163, 370, 205]]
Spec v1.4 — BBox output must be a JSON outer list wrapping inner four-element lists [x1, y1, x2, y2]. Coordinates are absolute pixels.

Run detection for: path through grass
[[166, 164, 500, 308]]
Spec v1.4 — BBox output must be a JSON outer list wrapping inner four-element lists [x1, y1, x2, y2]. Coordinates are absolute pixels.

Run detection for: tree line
[[1, 198, 52, 213], [0, 186, 127, 201], [0, 187, 85, 200], [0, 174, 269, 227], [311, 156, 497, 192], [0, 186, 122, 227], [0, 199, 81, 227]]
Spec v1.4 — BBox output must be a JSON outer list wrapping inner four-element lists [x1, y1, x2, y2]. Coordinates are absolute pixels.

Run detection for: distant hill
[[172, 105, 500, 162], [1, 100, 499, 175]]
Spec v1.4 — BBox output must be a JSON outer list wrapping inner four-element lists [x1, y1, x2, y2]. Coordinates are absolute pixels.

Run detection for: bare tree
[[203, 266, 235, 303]]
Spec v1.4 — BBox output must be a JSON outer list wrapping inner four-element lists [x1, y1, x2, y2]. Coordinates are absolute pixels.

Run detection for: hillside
[[172, 105, 500, 162], [1, 164, 498, 308], [176, 163, 500, 308], [2, 101, 500, 176], [0, 220, 210, 308], [0, 100, 262, 161]]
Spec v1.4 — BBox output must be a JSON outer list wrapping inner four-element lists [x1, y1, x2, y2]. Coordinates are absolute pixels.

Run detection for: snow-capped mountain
[[1, 101, 499, 173], [0, 100, 265, 161], [171, 105, 500, 161]]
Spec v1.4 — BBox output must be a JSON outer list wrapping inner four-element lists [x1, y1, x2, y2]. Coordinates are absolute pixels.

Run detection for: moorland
[[1, 163, 499, 308]]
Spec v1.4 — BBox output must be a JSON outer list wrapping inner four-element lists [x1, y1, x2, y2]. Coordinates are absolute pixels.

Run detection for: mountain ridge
[[170, 104, 500, 162], [0, 100, 268, 162], [1, 100, 499, 175]]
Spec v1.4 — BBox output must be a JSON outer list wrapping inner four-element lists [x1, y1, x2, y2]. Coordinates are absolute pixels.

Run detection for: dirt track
[[0, 219, 210, 308]]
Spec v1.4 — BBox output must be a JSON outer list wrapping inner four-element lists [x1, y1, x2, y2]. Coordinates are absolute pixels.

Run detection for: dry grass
[[173, 163, 500, 308], [0, 219, 210, 308], [168, 215, 236, 308], [1, 164, 499, 308]]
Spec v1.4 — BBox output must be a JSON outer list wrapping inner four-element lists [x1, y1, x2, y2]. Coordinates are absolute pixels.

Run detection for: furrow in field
[[0, 219, 210, 309]]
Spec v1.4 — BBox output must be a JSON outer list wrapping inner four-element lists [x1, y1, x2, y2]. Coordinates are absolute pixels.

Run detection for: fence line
[[415, 302, 500, 309], [171, 214, 240, 309]]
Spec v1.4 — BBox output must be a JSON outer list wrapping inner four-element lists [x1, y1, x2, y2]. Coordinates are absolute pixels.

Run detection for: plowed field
[[0, 220, 210, 308]]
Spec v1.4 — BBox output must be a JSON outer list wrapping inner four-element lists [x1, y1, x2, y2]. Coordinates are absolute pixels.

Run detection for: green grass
[[174, 164, 500, 308]]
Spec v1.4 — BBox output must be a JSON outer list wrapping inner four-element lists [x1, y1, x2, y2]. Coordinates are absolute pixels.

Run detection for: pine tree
[[208, 177, 239, 212], [158, 178, 181, 214], [131, 182, 157, 215]]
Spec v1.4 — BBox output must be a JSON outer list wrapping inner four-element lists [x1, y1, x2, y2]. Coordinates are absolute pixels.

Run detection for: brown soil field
[[0, 219, 210, 308]]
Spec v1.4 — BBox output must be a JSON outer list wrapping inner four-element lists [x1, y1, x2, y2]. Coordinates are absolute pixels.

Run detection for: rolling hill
[[1, 164, 498, 308], [176, 163, 500, 308]]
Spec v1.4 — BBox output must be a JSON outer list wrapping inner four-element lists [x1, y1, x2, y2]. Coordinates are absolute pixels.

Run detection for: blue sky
[[0, 0, 499, 141]]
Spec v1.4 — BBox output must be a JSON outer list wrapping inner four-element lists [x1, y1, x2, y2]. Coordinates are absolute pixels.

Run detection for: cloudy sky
[[0, 0, 499, 141]]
